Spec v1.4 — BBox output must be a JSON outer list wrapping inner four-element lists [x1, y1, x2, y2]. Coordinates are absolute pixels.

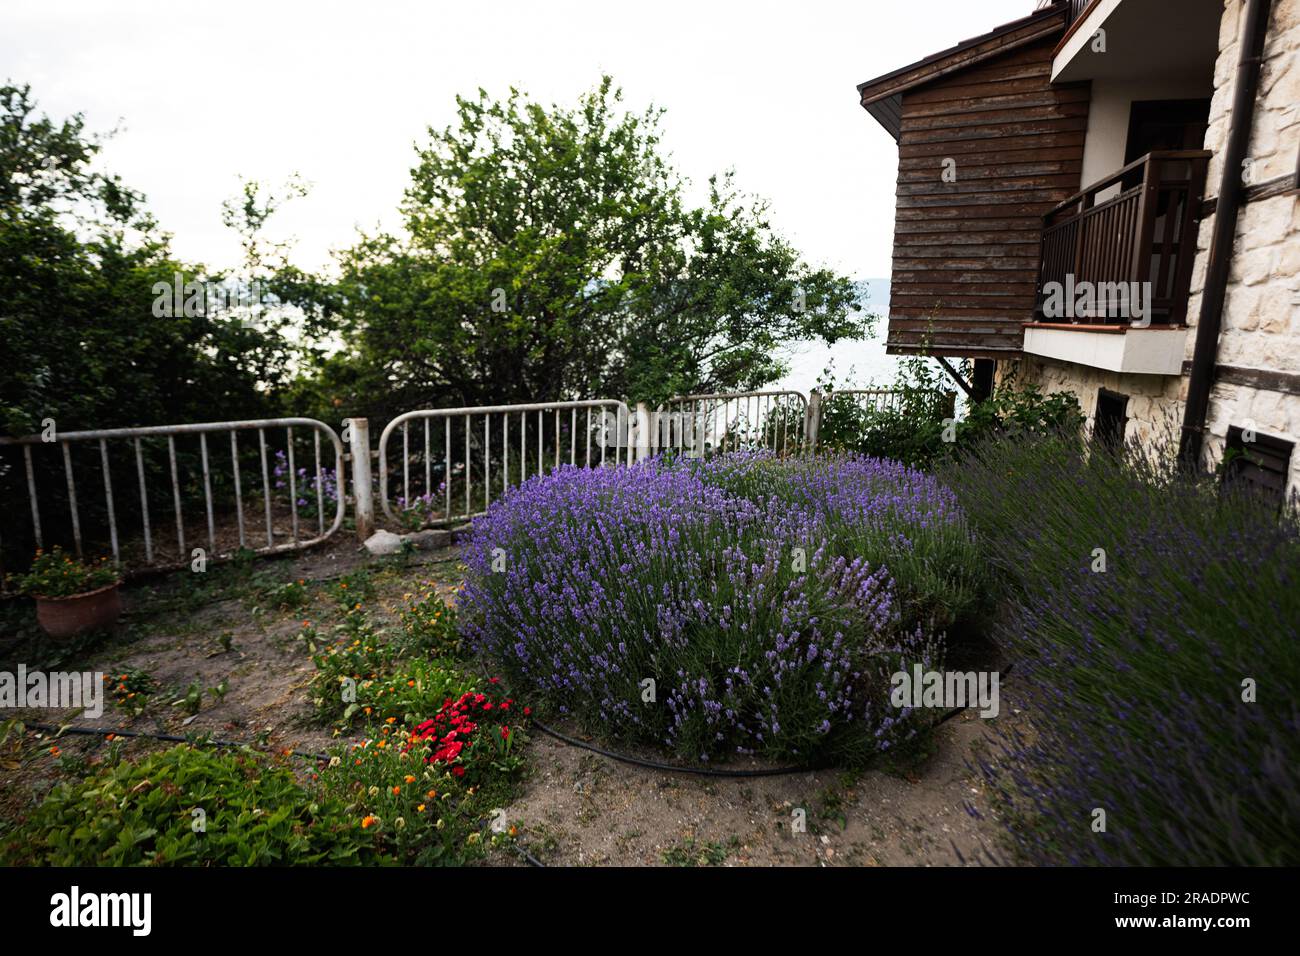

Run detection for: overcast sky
[[3, 0, 1032, 282]]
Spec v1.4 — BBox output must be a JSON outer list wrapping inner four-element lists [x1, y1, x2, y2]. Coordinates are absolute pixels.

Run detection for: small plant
[[317, 683, 528, 866], [397, 591, 461, 658], [106, 669, 158, 717], [262, 578, 311, 610], [170, 681, 204, 717], [8, 547, 119, 598], [1, 745, 384, 865], [661, 836, 739, 867]]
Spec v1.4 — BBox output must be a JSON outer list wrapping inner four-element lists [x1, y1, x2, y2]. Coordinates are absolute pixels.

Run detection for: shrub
[[7, 546, 119, 597], [307, 621, 475, 730], [396, 590, 463, 658], [818, 357, 1083, 471], [105, 668, 158, 717], [0, 745, 383, 866], [460, 452, 985, 764], [942, 434, 1300, 865], [317, 683, 528, 865]]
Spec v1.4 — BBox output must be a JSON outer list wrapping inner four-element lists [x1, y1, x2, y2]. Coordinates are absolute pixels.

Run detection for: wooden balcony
[[1036, 150, 1210, 326]]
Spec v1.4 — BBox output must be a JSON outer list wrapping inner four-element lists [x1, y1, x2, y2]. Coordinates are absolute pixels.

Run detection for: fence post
[[347, 417, 374, 541], [804, 390, 823, 453], [634, 402, 653, 463]]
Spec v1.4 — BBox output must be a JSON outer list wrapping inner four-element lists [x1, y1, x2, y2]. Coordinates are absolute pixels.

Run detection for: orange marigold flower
[[361, 815, 377, 829]]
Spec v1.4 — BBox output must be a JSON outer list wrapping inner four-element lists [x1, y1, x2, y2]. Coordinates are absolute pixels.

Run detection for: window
[[1222, 426, 1295, 507], [1093, 389, 1128, 451]]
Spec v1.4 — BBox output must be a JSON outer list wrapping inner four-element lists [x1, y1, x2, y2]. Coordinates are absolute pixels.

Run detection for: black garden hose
[[522, 661, 1015, 779]]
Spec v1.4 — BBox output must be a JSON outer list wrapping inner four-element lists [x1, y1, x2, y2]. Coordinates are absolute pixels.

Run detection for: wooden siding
[[885, 37, 1090, 358]]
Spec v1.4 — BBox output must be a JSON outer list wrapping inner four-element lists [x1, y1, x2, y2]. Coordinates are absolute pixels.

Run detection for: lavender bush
[[458, 452, 985, 764], [943, 434, 1300, 865]]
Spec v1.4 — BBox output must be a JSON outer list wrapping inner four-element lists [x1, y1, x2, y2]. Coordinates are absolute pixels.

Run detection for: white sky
[[2, 0, 1032, 281]]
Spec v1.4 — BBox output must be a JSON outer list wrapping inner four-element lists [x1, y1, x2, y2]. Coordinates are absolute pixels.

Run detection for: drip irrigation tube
[[527, 662, 1015, 779]]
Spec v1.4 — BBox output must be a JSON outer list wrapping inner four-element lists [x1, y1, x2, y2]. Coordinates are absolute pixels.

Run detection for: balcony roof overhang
[[856, 4, 1069, 141], [1051, 0, 1221, 84]]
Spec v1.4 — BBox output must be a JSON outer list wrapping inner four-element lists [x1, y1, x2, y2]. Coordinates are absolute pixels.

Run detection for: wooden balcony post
[[1168, 155, 1210, 326], [1129, 155, 1162, 287]]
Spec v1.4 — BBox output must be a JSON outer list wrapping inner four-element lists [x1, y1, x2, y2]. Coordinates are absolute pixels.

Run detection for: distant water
[[771, 278, 902, 395]]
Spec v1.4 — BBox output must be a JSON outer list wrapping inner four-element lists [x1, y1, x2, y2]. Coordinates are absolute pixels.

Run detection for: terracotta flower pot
[[34, 582, 123, 639]]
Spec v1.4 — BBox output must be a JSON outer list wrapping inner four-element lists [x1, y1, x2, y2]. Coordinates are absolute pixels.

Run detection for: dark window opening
[[1222, 426, 1294, 507], [1119, 99, 1212, 191], [1094, 389, 1128, 451], [1124, 99, 1212, 163]]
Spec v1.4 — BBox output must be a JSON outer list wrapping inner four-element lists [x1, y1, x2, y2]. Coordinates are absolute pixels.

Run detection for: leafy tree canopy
[[0, 83, 295, 436], [287, 77, 869, 419]]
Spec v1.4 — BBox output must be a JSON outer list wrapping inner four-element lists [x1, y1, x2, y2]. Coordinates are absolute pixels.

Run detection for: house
[[857, 0, 1300, 500]]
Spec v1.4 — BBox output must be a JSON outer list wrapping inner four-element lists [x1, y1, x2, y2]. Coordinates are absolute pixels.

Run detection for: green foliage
[[817, 359, 954, 469], [818, 357, 1083, 471], [7, 546, 118, 597], [0, 745, 384, 866], [317, 706, 526, 866], [396, 591, 463, 658], [942, 433, 1300, 865], [284, 77, 868, 419], [306, 613, 476, 730], [106, 667, 158, 717], [661, 836, 740, 867], [0, 84, 295, 437]]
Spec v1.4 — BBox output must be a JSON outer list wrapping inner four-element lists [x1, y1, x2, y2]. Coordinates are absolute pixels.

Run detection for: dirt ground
[[0, 537, 1015, 866], [505, 710, 1010, 867]]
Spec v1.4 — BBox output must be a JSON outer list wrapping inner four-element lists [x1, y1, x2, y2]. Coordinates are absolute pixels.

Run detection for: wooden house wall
[[886, 38, 1091, 357]]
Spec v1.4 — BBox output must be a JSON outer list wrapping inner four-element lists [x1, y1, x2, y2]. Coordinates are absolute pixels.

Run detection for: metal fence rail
[[656, 391, 810, 457], [0, 388, 945, 583], [377, 400, 631, 528], [0, 418, 346, 585], [823, 388, 952, 416]]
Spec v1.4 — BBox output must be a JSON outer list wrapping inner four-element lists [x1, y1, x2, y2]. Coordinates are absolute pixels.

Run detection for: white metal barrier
[[0, 418, 346, 584], [376, 400, 631, 528], [655, 391, 811, 457]]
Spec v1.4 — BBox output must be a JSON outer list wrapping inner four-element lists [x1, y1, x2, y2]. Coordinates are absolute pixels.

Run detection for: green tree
[[0, 82, 293, 437], [288, 77, 868, 419]]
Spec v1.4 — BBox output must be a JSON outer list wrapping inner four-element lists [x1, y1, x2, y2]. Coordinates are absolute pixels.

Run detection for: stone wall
[[1194, 0, 1300, 493]]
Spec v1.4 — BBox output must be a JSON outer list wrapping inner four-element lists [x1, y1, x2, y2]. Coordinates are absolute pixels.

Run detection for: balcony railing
[[1035, 0, 1090, 25], [1036, 150, 1210, 326]]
